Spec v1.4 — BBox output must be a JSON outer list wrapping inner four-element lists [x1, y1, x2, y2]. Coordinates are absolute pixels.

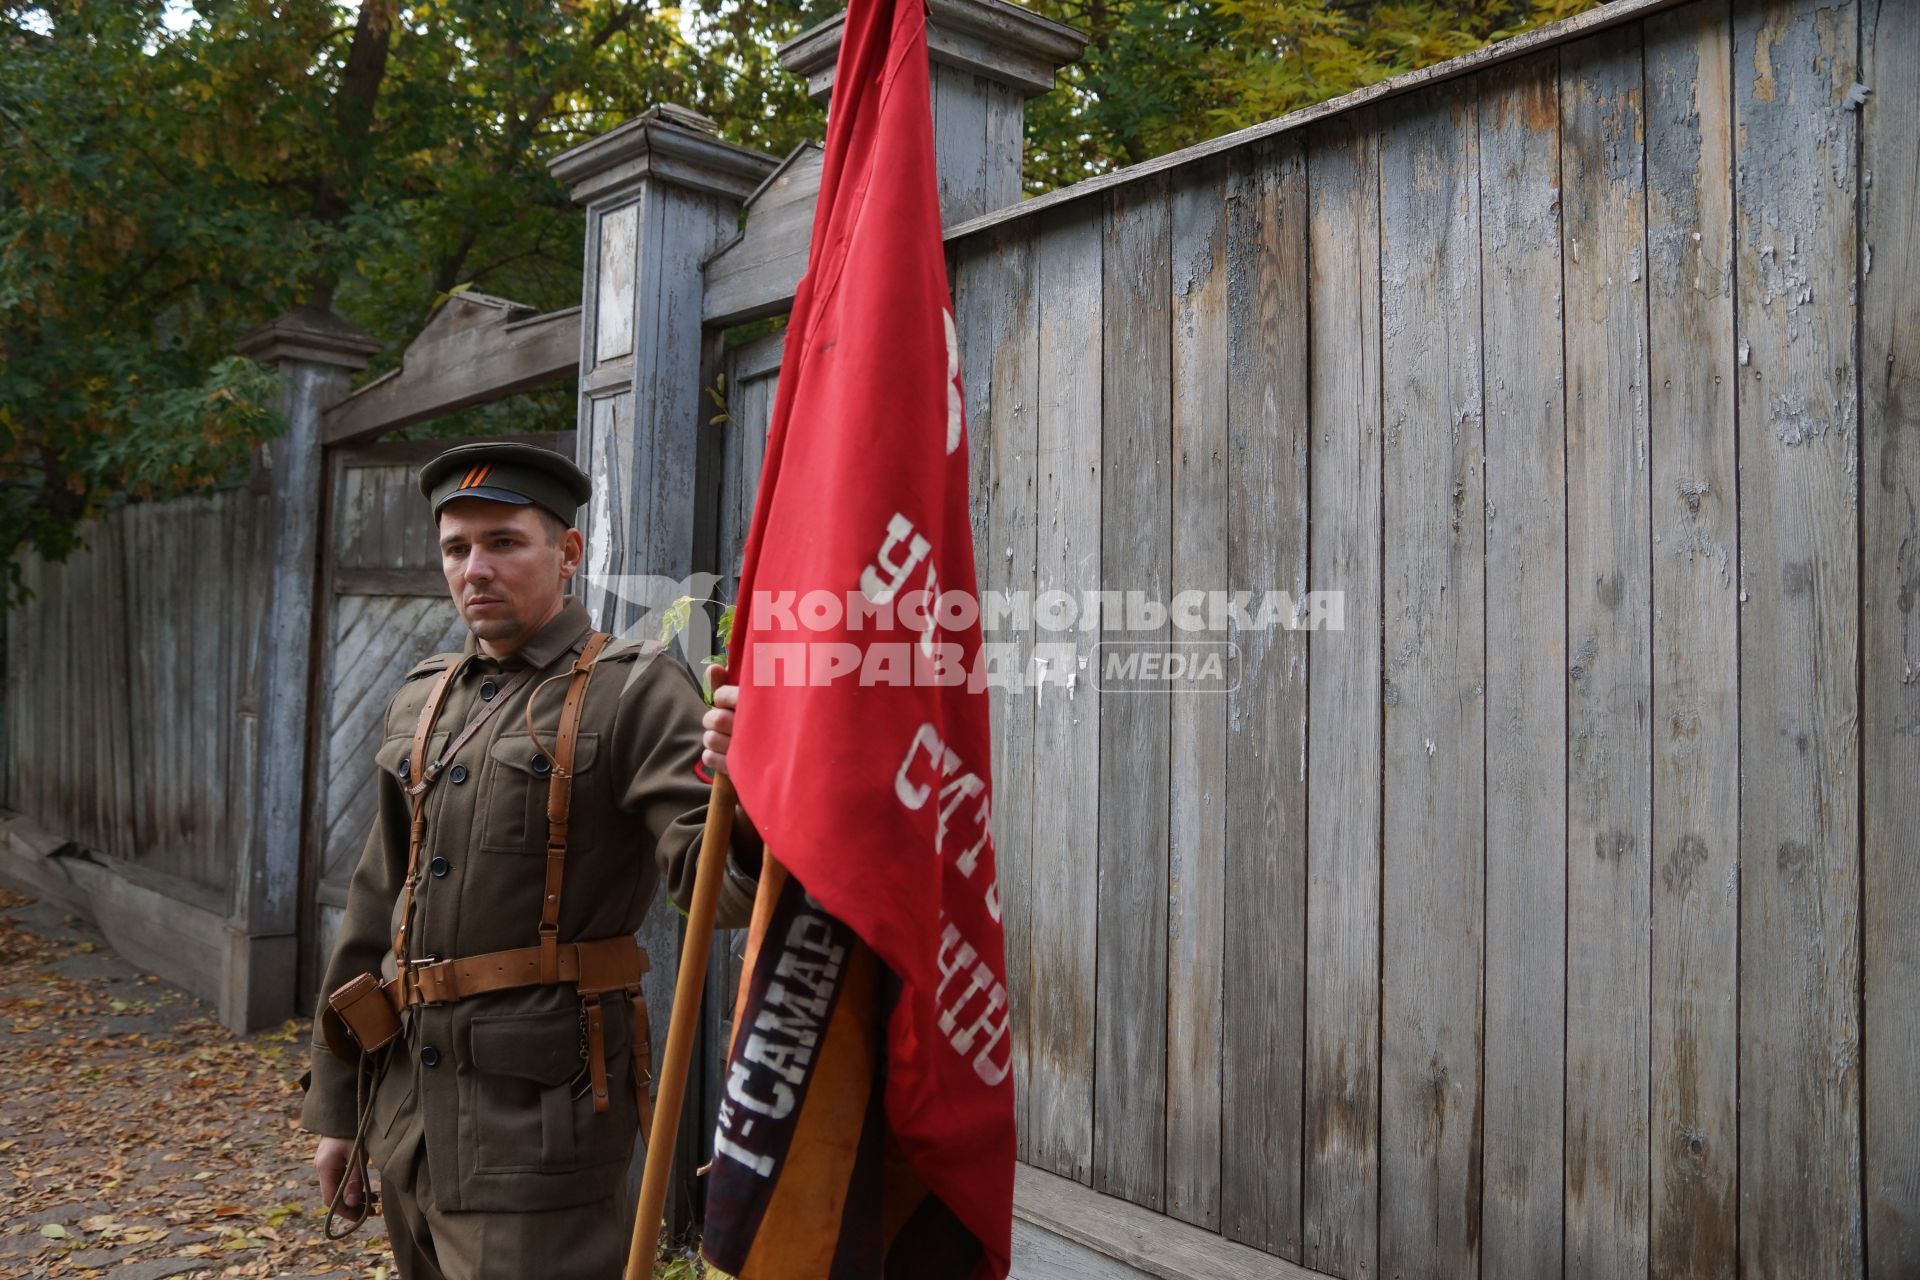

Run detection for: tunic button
[[420, 1045, 441, 1068], [429, 856, 450, 878], [398, 756, 410, 780], [481, 680, 498, 702], [531, 754, 551, 776], [448, 763, 469, 784]]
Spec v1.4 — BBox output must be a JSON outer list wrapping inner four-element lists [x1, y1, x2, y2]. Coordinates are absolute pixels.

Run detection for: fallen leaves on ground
[[0, 888, 712, 1279]]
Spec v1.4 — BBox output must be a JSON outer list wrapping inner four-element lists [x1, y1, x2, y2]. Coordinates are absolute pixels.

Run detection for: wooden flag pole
[[623, 770, 736, 1280]]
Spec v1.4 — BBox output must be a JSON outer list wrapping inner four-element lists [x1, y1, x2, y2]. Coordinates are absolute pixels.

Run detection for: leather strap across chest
[[390, 661, 533, 968], [392, 662, 459, 969], [390, 629, 606, 970], [526, 629, 612, 981]]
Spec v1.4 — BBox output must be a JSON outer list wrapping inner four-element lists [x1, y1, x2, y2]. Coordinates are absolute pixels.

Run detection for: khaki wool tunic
[[301, 596, 760, 1213]]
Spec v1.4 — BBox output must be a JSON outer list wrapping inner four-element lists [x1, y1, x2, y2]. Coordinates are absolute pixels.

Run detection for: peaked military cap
[[418, 441, 591, 526]]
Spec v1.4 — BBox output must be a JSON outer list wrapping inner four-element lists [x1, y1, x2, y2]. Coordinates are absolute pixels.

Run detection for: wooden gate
[[297, 432, 572, 1003]]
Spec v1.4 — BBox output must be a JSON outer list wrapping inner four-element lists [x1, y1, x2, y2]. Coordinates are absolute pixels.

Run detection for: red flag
[[702, 0, 1012, 1275]]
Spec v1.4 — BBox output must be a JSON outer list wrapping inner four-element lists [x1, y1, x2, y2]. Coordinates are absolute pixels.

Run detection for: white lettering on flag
[[894, 725, 989, 858], [935, 923, 1012, 1085], [894, 722, 957, 811], [894, 723, 1001, 921], [713, 893, 851, 1177], [713, 1120, 775, 1176], [859, 512, 929, 605], [943, 308, 962, 456]]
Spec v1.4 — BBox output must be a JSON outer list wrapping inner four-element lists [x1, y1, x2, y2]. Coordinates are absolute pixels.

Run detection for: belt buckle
[[405, 954, 442, 1002]]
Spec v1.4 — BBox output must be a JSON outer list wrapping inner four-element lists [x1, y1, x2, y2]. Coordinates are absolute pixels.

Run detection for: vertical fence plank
[[952, 249, 998, 1164], [1221, 138, 1311, 1262], [597, 192, 662, 631], [584, 392, 637, 634], [1644, 5, 1741, 1276], [13, 558, 30, 812], [378, 460, 411, 569], [110, 511, 135, 856], [1861, 1, 1920, 1272], [1095, 174, 1172, 1212], [24, 551, 39, 820], [3, 574, 17, 812], [99, 520, 126, 856], [5, 566, 19, 813], [934, 65, 993, 225], [983, 81, 1025, 211], [227, 491, 263, 881], [1477, 51, 1569, 1280], [41, 541, 57, 825], [57, 531, 76, 836], [121, 505, 154, 856], [647, 192, 726, 584], [1377, 80, 1486, 1280], [979, 229, 1040, 1155], [70, 531, 96, 853], [1733, 1, 1864, 1275], [146, 501, 182, 853], [41, 542, 57, 830], [1302, 114, 1382, 1280], [193, 498, 226, 884], [1561, 25, 1653, 1280], [957, 244, 995, 608], [1029, 208, 1102, 1185], [1165, 162, 1228, 1232], [73, 533, 99, 851]]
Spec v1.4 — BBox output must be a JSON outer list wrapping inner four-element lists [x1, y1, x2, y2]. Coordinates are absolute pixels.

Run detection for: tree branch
[[306, 0, 396, 308]]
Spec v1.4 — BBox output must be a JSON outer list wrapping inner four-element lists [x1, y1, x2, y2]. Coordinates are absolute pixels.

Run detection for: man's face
[[437, 499, 583, 654]]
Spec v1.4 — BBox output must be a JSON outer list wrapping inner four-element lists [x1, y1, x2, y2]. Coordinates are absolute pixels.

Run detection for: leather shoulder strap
[[406, 664, 460, 798], [393, 661, 460, 966], [530, 631, 613, 982]]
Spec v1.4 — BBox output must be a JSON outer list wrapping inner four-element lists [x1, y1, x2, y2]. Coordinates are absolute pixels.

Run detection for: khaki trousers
[[377, 1130, 629, 1280]]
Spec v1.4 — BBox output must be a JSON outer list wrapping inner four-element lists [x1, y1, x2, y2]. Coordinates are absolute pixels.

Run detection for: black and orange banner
[[703, 864, 984, 1278]]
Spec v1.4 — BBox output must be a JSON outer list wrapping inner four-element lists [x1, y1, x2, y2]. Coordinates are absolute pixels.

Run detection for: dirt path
[[0, 886, 391, 1279], [0, 888, 719, 1280]]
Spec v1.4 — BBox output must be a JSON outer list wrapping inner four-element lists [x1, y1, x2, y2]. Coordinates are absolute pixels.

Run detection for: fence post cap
[[237, 307, 380, 371], [778, 0, 1088, 103], [548, 104, 779, 207]]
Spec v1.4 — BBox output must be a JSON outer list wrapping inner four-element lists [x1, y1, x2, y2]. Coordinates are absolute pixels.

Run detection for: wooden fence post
[[777, 0, 1086, 224], [549, 106, 777, 627], [548, 104, 778, 1234], [232, 308, 379, 1034]]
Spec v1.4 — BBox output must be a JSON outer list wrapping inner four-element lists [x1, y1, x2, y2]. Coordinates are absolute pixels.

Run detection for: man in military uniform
[[302, 441, 760, 1280]]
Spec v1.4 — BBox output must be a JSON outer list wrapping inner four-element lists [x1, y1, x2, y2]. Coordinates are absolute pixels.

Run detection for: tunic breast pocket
[[478, 732, 600, 854]]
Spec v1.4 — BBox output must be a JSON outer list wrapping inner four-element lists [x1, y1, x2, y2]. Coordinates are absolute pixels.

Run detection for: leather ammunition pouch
[[322, 971, 403, 1060]]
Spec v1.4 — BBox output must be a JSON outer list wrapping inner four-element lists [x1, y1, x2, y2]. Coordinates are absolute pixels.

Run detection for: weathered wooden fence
[[693, 0, 1917, 1275], [2, 488, 273, 1000], [5, 490, 270, 895], [2, 0, 1913, 1274]]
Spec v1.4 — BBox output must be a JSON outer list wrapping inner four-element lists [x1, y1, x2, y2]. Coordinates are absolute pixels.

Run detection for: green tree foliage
[[0, 0, 1593, 599], [1020, 0, 1596, 190], [0, 0, 826, 600]]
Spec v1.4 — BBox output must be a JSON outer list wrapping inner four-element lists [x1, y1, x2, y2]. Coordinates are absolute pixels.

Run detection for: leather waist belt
[[388, 935, 650, 1009]]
